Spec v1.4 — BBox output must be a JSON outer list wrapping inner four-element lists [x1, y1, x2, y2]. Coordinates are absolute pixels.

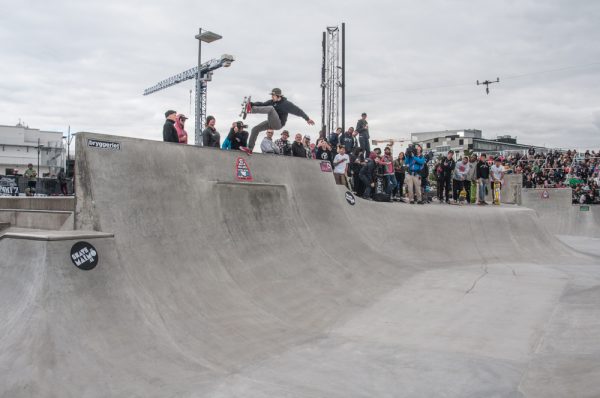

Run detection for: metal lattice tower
[[322, 26, 342, 136]]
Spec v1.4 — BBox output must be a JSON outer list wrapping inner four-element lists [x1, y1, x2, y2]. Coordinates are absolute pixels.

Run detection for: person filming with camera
[[404, 144, 426, 204]]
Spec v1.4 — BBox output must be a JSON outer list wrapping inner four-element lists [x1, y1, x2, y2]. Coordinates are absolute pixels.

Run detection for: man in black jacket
[[356, 113, 370, 156], [291, 133, 307, 158], [163, 110, 179, 143], [244, 88, 315, 153], [438, 151, 456, 203]]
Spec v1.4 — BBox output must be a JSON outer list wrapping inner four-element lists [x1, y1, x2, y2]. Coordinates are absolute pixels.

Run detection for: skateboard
[[458, 187, 467, 205], [239, 95, 252, 120], [470, 181, 477, 204], [493, 181, 501, 205]]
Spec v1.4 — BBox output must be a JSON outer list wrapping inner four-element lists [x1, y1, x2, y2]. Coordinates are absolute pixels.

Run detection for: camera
[[405, 144, 416, 157], [424, 150, 434, 162]]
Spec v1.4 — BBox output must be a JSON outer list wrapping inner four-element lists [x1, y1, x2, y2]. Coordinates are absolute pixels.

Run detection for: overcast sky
[[1, 0, 599, 150]]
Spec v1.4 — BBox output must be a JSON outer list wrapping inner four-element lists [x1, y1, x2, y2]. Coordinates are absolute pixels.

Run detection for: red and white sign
[[235, 157, 253, 181]]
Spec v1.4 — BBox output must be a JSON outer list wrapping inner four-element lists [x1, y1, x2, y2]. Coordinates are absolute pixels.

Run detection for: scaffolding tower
[[321, 23, 345, 137]]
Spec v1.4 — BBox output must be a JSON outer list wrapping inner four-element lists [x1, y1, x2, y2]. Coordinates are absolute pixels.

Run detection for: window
[[434, 138, 439, 142], [459, 139, 464, 145], [426, 143, 431, 149]]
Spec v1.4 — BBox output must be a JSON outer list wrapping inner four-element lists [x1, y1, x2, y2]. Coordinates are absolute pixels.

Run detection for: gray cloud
[[0, 0, 599, 150]]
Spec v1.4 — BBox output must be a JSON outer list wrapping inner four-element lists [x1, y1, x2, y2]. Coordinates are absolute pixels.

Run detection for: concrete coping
[[1, 228, 114, 241]]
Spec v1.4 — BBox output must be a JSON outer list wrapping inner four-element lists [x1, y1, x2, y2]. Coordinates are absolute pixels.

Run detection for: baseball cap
[[178, 114, 188, 120]]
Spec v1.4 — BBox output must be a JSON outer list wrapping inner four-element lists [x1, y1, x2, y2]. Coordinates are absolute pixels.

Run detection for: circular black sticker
[[70, 241, 99, 271], [345, 191, 356, 206]]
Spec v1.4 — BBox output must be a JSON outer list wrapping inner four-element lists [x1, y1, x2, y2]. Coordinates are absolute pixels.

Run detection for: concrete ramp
[[1, 133, 599, 397]]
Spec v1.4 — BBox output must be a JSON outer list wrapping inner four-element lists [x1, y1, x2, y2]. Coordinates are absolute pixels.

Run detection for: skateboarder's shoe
[[239, 146, 253, 155]]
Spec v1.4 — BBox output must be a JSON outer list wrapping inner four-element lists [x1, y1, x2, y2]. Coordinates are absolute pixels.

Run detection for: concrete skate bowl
[[1, 133, 599, 397]]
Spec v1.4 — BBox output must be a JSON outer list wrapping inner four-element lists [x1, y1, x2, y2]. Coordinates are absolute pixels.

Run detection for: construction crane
[[143, 54, 234, 145], [476, 77, 500, 94]]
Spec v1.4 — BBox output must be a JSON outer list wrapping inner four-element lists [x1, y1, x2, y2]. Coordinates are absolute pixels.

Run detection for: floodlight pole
[[195, 28, 203, 145]]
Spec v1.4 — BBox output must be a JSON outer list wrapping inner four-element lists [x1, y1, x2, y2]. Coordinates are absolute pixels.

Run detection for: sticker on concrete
[[541, 190, 550, 199], [345, 191, 356, 206], [87, 139, 121, 151], [320, 161, 332, 172], [235, 157, 253, 181], [580, 205, 590, 212], [70, 241, 99, 270]]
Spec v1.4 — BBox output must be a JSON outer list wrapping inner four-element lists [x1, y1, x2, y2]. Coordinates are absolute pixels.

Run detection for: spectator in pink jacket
[[175, 114, 188, 144]]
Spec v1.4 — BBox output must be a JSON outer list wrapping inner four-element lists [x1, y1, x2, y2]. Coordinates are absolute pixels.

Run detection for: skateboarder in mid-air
[[240, 88, 315, 154]]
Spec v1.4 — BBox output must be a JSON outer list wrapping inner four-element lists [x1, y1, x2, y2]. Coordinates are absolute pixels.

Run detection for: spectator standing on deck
[[438, 151, 456, 204], [405, 145, 425, 204], [202, 116, 220, 148], [393, 152, 406, 200], [316, 138, 333, 164], [490, 157, 505, 200], [24, 163, 37, 196], [333, 145, 350, 186], [291, 133, 307, 158], [275, 130, 292, 156], [380, 146, 397, 198], [476, 153, 490, 205], [175, 114, 188, 144], [57, 168, 68, 195], [163, 110, 179, 143], [452, 156, 471, 203], [340, 127, 356, 154], [260, 129, 280, 154], [359, 152, 378, 200], [227, 121, 249, 150], [356, 113, 370, 156]]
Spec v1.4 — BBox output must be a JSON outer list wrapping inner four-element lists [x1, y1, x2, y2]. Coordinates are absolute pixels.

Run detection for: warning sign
[[235, 157, 253, 181]]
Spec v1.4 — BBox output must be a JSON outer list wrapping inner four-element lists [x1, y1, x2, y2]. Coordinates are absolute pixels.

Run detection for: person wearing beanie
[[163, 110, 179, 143]]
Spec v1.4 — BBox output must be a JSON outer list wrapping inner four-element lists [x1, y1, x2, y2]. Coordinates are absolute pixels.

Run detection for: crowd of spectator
[[161, 109, 599, 205]]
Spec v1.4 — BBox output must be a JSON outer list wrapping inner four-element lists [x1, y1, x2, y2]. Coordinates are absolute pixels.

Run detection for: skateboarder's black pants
[[248, 106, 283, 150], [464, 180, 471, 198], [437, 176, 452, 202], [452, 179, 465, 201]]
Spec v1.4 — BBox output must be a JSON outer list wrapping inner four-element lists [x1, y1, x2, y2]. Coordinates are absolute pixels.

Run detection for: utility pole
[[341, 22, 346, 133]]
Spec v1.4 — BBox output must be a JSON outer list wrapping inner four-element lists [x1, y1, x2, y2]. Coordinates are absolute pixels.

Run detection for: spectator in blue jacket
[[405, 144, 425, 204]]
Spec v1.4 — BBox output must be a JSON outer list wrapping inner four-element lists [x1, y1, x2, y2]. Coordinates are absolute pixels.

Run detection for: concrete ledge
[[0, 197, 75, 211], [0, 209, 74, 230], [1, 228, 114, 241]]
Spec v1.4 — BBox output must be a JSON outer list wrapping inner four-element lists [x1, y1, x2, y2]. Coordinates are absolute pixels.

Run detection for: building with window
[[0, 123, 66, 176], [411, 129, 546, 157]]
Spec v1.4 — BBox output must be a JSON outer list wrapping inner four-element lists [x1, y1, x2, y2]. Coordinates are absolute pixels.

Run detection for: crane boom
[[143, 54, 234, 96]]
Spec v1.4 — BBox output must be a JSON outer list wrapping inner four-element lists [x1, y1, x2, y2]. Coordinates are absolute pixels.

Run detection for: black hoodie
[[251, 96, 309, 126]]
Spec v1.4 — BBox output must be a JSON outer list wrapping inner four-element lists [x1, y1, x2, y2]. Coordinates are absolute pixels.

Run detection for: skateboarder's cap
[[270, 88, 283, 96]]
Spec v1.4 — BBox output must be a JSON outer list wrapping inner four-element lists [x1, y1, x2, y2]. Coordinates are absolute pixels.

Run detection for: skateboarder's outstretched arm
[[285, 101, 315, 125]]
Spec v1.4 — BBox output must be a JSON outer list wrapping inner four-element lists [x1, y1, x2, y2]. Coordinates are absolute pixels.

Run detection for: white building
[[0, 123, 66, 176]]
